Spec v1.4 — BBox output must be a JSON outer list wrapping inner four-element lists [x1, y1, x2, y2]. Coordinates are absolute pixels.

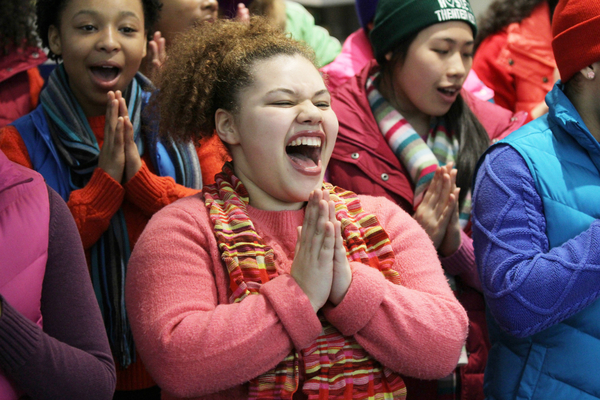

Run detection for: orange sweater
[[0, 116, 204, 391]]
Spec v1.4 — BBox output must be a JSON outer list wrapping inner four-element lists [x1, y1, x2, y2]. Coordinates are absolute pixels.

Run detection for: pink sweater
[[125, 193, 468, 399]]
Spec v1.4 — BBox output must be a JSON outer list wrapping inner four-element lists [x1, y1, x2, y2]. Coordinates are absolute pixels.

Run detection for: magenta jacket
[[0, 150, 115, 399], [328, 60, 526, 400]]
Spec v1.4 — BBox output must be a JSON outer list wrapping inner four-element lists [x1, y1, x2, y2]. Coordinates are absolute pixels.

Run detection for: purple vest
[[0, 150, 48, 398]]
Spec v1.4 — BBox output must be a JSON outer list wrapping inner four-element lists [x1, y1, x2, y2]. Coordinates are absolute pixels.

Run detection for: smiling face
[[157, 0, 218, 45], [388, 21, 474, 121], [216, 54, 339, 211], [48, 0, 147, 117]]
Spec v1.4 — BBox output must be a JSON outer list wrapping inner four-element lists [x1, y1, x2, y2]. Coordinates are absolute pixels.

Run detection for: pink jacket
[[0, 150, 48, 398], [321, 28, 494, 101], [126, 193, 469, 399]]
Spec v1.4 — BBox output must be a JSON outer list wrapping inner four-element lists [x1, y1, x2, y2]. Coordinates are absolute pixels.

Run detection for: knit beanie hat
[[370, 0, 477, 63], [355, 0, 378, 30], [552, 0, 600, 82]]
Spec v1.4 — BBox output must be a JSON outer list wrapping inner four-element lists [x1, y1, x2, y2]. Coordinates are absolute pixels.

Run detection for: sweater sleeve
[[440, 231, 482, 292], [123, 160, 199, 217], [322, 195, 469, 380], [0, 187, 116, 399], [0, 125, 125, 249], [125, 197, 323, 398], [472, 144, 600, 338]]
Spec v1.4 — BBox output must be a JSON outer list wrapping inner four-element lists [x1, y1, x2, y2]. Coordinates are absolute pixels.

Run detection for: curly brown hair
[[153, 17, 316, 143], [0, 0, 38, 55]]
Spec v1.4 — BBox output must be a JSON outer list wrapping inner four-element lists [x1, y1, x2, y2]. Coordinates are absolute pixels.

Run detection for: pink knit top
[[125, 193, 468, 399]]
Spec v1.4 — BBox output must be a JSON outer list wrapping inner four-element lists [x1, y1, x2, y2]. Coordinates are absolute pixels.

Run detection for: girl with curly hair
[[0, 0, 203, 398], [473, 0, 560, 120], [0, 0, 47, 126], [125, 16, 468, 400]]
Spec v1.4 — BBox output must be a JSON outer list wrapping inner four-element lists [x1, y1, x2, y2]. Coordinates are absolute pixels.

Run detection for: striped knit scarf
[[366, 73, 471, 228], [40, 64, 201, 368], [204, 163, 407, 400]]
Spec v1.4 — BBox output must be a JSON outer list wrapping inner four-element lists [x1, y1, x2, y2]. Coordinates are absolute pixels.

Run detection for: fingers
[[105, 91, 118, 136]]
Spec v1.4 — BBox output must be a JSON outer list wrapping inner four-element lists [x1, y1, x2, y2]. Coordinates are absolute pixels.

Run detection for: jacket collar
[[547, 82, 600, 171]]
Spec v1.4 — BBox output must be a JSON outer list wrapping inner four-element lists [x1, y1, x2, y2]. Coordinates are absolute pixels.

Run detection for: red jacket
[[473, 2, 556, 116], [328, 60, 526, 400], [0, 46, 47, 127]]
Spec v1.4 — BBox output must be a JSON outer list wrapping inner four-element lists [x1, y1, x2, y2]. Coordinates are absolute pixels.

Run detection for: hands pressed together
[[291, 189, 352, 313], [413, 163, 462, 257], [97, 91, 142, 184]]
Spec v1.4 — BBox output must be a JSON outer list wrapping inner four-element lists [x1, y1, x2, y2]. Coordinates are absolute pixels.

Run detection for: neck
[[570, 87, 600, 142], [377, 72, 431, 136], [231, 163, 306, 212]]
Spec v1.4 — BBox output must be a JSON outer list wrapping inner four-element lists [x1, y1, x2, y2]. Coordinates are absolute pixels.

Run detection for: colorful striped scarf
[[204, 163, 407, 400], [366, 73, 471, 228], [40, 65, 201, 368]]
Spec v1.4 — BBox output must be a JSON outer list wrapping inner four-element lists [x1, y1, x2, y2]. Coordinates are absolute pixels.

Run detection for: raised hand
[[118, 92, 142, 183], [291, 190, 335, 312], [438, 166, 462, 256], [147, 31, 167, 78], [413, 163, 457, 250], [323, 190, 352, 305], [98, 91, 126, 183], [235, 3, 250, 23]]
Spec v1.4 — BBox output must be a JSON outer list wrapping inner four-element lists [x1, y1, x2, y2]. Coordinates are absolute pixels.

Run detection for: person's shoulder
[[151, 192, 208, 225]]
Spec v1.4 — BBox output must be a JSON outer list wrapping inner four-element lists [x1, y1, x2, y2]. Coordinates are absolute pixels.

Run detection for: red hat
[[552, 0, 600, 82]]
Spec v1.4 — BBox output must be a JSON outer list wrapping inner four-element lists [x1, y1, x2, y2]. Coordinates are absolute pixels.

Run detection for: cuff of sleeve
[[322, 263, 386, 336], [81, 168, 124, 213], [123, 162, 168, 211], [0, 298, 41, 373], [260, 275, 322, 350], [440, 231, 475, 276]]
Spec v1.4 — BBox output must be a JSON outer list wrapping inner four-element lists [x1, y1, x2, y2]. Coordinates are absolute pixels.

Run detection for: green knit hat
[[370, 0, 477, 63]]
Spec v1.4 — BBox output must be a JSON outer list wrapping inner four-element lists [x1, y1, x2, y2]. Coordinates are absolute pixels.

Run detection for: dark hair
[[154, 17, 316, 143], [36, 0, 162, 60], [380, 34, 490, 205], [0, 0, 38, 55], [475, 0, 558, 49]]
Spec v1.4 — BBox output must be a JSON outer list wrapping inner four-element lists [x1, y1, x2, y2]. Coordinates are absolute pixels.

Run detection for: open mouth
[[286, 136, 322, 170], [438, 87, 458, 96], [90, 65, 121, 83]]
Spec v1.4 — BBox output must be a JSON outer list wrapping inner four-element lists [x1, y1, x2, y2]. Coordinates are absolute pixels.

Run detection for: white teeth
[[288, 137, 322, 147]]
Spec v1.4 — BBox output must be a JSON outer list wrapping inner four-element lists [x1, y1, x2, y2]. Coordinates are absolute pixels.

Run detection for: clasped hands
[[413, 163, 462, 257], [97, 91, 142, 184], [291, 189, 352, 313]]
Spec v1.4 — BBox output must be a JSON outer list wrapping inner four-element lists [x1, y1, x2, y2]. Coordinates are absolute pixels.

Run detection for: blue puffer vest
[[9, 92, 185, 201], [483, 84, 600, 400]]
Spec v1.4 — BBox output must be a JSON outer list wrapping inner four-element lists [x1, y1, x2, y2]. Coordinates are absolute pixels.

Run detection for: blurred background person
[[473, 0, 559, 120]]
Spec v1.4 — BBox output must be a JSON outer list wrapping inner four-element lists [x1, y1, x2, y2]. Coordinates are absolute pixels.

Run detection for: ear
[[215, 108, 240, 145], [580, 64, 596, 80], [385, 51, 393, 62], [48, 25, 62, 56]]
